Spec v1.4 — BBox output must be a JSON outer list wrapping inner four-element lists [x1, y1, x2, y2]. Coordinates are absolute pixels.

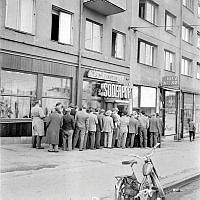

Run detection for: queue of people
[[31, 100, 164, 152]]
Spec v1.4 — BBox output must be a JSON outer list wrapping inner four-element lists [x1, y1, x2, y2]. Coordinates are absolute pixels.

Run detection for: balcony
[[84, 0, 126, 16]]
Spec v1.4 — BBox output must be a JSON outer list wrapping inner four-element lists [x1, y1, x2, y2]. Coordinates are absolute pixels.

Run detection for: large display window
[[0, 70, 36, 119], [42, 75, 72, 115]]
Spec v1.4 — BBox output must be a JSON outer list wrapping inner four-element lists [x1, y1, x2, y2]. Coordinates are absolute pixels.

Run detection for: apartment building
[[0, 0, 199, 143]]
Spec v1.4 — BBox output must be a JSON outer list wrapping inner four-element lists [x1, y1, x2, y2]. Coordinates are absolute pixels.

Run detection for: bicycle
[[115, 143, 165, 200]]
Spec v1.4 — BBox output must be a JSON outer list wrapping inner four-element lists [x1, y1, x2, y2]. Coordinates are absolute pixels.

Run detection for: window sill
[[5, 27, 35, 36], [139, 17, 157, 27], [183, 5, 194, 13], [111, 56, 125, 61], [85, 48, 102, 54], [51, 40, 73, 47], [182, 40, 193, 46], [138, 62, 156, 68], [181, 74, 192, 78], [165, 30, 176, 37], [164, 69, 175, 73]]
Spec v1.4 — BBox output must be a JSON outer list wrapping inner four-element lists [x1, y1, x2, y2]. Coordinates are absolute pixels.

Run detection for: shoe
[[36, 147, 44, 149], [48, 149, 54, 152], [79, 149, 83, 151], [54, 150, 59, 153]]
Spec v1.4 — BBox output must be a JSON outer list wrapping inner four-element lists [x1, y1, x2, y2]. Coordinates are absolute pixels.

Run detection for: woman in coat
[[31, 100, 45, 149], [46, 102, 63, 152]]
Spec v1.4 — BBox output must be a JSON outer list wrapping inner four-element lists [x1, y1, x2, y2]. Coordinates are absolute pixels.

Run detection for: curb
[[163, 173, 200, 194]]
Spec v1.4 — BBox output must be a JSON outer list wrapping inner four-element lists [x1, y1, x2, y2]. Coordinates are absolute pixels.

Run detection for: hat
[[65, 108, 71, 112], [105, 110, 112, 116]]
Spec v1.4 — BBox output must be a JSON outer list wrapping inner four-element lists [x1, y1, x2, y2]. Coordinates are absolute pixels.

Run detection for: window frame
[[139, 0, 157, 25], [51, 6, 73, 45], [183, 0, 194, 11], [111, 30, 126, 60], [138, 39, 156, 67], [165, 11, 176, 34], [182, 23, 193, 44], [181, 57, 192, 77], [85, 19, 102, 53], [197, 62, 200, 80], [5, 0, 36, 35], [164, 50, 175, 72]]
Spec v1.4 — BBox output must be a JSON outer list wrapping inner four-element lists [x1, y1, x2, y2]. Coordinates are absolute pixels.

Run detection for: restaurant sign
[[161, 76, 178, 87], [87, 70, 129, 84], [99, 83, 132, 99]]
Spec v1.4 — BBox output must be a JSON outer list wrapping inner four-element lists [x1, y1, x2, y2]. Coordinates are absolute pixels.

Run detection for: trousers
[[150, 132, 158, 148], [139, 128, 147, 148], [32, 135, 43, 148], [104, 132, 113, 148], [62, 130, 73, 151], [88, 131, 96, 149], [73, 127, 86, 150], [126, 133, 136, 148], [117, 131, 128, 148]]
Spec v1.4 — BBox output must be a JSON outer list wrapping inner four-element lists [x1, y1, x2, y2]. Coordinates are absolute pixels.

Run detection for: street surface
[[167, 177, 200, 200], [0, 136, 200, 200]]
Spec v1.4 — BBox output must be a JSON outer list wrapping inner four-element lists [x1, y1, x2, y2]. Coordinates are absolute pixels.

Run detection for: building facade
[[0, 0, 199, 143]]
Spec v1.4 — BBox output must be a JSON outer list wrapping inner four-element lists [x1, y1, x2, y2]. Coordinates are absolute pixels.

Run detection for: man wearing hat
[[62, 107, 75, 151], [111, 108, 120, 148]]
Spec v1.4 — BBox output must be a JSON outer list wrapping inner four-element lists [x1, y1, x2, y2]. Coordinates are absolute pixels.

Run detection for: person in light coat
[[102, 110, 114, 148], [149, 113, 159, 148]]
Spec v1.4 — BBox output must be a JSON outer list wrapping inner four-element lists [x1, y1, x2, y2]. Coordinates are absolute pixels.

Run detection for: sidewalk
[[0, 137, 200, 200]]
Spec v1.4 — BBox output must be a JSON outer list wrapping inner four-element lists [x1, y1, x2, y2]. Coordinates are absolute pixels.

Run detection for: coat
[[157, 117, 163, 134], [149, 116, 159, 133], [75, 110, 89, 130], [31, 105, 45, 136], [119, 116, 129, 133], [102, 116, 114, 133], [129, 117, 139, 134], [88, 113, 98, 132], [46, 111, 63, 145], [138, 115, 149, 129]]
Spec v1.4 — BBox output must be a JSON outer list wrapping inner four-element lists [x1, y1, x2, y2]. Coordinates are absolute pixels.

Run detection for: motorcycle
[[115, 143, 165, 200]]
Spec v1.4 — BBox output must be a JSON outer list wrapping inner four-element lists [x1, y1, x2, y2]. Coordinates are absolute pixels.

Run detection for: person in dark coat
[[62, 108, 75, 151], [46, 103, 63, 152], [188, 118, 196, 142], [156, 113, 163, 147], [149, 113, 159, 148], [96, 109, 105, 149]]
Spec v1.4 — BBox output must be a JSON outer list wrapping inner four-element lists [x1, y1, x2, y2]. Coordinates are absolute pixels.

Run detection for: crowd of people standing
[[31, 100, 164, 152]]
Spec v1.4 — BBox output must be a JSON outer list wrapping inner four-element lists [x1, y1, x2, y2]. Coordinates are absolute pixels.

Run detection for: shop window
[[197, 62, 200, 79], [0, 70, 36, 118], [165, 50, 175, 72], [85, 20, 102, 52], [51, 7, 73, 44], [165, 11, 175, 34], [111, 31, 125, 60], [182, 24, 193, 43], [140, 86, 156, 109], [132, 86, 139, 108], [181, 57, 192, 76], [139, 0, 157, 24], [138, 40, 155, 66], [42, 75, 72, 115], [82, 81, 101, 109], [183, 0, 193, 10], [5, 0, 35, 34]]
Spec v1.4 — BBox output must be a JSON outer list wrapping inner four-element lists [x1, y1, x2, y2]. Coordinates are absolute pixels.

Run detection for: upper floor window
[[197, 31, 200, 48], [165, 12, 175, 34], [139, 0, 157, 24], [85, 20, 102, 52], [111, 31, 125, 60], [51, 7, 73, 44], [165, 50, 175, 72], [138, 40, 155, 66], [197, 62, 200, 79], [182, 24, 193, 43], [181, 57, 192, 76], [183, 0, 193, 10], [5, 0, 35, 34], [198, 1, 200, 17]]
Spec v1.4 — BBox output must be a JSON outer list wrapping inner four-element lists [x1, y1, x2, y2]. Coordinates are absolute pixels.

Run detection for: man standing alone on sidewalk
[[188, 118, 196, 142], [149, 113, 159, 148], [73, 106, 89, 151], [138, 111, 149, 148]]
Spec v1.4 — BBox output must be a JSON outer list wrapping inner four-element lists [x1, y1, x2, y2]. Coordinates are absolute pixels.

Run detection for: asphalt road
[[166, 177, 200, 200]]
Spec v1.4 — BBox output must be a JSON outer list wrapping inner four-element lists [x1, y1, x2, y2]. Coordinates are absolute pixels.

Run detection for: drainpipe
[[76, 0, 84, 107], [176, 0, 183, 140]]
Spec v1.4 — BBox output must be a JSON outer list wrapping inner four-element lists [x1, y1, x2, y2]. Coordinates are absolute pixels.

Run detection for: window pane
[[165, 51, 170, 70], [5, 0, 18, 29], [20, 0, 34, 33], [92, 23, 101, 52], [1, 70, 36, 96], [140, 86, 156, 107], [0, 96, 31, 119], [139, 41, 146, 64], [116, 33, 124, 59], [166, 14, 173, 31], [59, 12, 71, 44], [85, 21, 93, 50], [42, 76, 71, 99], [51, 13, 59, 41], [146, 2, 153, 23], [132, 86, 139, 108]]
